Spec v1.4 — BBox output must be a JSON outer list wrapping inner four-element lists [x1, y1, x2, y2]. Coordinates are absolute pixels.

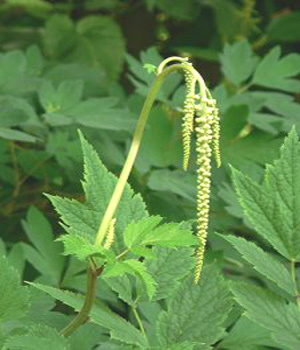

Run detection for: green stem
[[60, 266, 99, 337], [132, 305, 147, 339], [290, 260, 300, 309], [94, 63, 196, 246]]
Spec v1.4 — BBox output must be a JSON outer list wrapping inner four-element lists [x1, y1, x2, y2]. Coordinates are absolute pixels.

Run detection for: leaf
[[231, 128, 300, 261], [145, 247, 195, 301], [268, 11, 300, 43], [47, 131, 147, 254], [252, 47, 300, 93], [231, 282, 300, 350], [220, 40, 259, 86], [135, 106, 183, 172], [220, 316, 278, 350], [0, 128, 37, 142], [124, 216, 197, 249], [44, 15, 125, 81], [39, 80, 83, 113], [57, 233, 111, 262], [143, 63, 156, 74], [104, 275, 135, 306], [0, 255, 30, 322], [69, 98, 135, 131], [3, 324, 70, 350], [22, 206, 64, 285], [29, 283, 149, 348], [104, 259, 157, 300], [147, 169, 197, 202], [156, 264, 232, 347], [217, 234, 295, 296]]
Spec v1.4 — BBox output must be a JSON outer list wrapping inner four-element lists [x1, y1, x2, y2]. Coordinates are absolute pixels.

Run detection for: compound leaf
[[218, 234, 295, 296], [29, 283, 149, 348], [3, 324, 70, 350], [0, 256, 30, 322], [252, 47, 300, 93], [156, 264, 232, 347], [231, 128, 300, 261], [145, 247, 195, 301], [231, 282, 300, 350], [220, 40, 259, 86]]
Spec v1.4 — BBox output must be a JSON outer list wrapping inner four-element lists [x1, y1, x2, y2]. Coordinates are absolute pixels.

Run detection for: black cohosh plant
[[56, 56, 221, 337]]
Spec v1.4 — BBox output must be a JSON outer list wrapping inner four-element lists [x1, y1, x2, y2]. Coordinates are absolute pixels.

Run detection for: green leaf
[[231, 282, 300, 350], [39, 80, 83, 113], [0, 128, 37, 142], [47, 131, 147, 254], [57, 233, 111, 262], [156, 264, 232, 347], [145, 247, 195, 301], [143, 63, 156, 74], [104, 259, 156, 300], [104, 275, 135, 306], [135, 106, 183, 172], [220, 316, 277, 350], [217, 234, 295, 296], [3, 324, 70, 350], [124, 216, 197, 249], [268, 11, 300, 43], [220, 40, 259, 86], [70, 98, 135, 131], [44, 15, 125, 81], [147, 169, 197, 202], [252, 47, 300, 93], [0, 255, 29, 322], [29, 283, 149, 348], [22, 206, 64, 285], [231, 128, 300, 261], [0, 98, 29, 127]]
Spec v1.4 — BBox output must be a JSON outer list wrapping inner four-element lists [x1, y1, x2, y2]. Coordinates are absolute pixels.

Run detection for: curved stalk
[[94, 63, 197, 246], [60, 266, 99, 337]]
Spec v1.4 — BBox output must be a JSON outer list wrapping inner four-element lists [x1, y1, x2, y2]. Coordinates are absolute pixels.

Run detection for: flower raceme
[[96, 57, 221, 283]]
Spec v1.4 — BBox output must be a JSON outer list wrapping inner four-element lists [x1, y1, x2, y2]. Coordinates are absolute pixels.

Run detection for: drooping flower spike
[[158, 57, 221, 283]]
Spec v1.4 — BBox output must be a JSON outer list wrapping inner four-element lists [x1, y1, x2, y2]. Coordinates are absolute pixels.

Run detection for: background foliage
[[1, 0, 300, 349]]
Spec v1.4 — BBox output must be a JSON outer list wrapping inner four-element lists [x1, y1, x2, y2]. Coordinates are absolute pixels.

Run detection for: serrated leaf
[[145, 247, 194, 301], [252, 47, 300, 93], [231, 282, 300, 350], [220, 316, 277, 350], [104, 259, 156, 300], [104, 275, 135, 306], [0, 255, 30, 322], [3, 324, 70, 350], [29, 282, 149, 348], [218, 234, 295, 296], [156, 264, 232, 347], [57, 233, 110, 262], [47, 131, 147, 254], [220, 40, 259, 86], [124, 216, 197, 249], [22, 206, 64, 285], [231, 128, 300, 261]]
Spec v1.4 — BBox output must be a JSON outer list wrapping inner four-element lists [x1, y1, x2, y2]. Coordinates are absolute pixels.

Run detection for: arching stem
[[94, 62, 198, 246]]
